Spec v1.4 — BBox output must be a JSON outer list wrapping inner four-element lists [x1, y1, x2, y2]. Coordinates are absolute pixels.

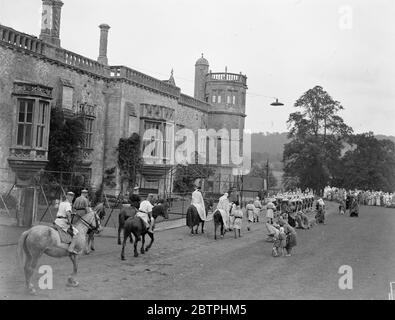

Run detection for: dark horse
[[186, 199, 213, 235], [120, 201, 169, 260], [118, 198, 169, 245], [213, 209, 226, 240]]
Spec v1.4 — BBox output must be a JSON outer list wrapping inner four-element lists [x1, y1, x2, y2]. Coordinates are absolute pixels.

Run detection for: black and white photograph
[[0, 0, 395, 304]]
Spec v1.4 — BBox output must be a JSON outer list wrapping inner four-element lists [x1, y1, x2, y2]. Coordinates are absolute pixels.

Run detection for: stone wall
[[0, 43, 107, 189]]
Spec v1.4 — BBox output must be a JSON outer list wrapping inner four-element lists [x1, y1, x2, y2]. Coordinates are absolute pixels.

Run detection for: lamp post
[[266, 159, 270, 197]]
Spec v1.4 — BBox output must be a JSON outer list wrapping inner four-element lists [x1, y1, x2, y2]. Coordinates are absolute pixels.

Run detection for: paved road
[[1, 202, 395, 300]]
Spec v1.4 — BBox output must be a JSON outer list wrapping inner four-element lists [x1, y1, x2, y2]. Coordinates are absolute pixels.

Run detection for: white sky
[[1, 0, 394, 135]]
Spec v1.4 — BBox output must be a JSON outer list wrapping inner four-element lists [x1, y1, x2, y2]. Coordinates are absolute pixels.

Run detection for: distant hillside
[[376, 135, 395, 144], [248, 132, 395, 189], [250, 132, 288, 170], [250, 132, 395, 170]]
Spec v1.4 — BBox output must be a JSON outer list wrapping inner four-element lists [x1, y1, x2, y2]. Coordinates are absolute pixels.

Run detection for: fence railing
[[206, 72, 247, 85], [0, 24, 109, 77]]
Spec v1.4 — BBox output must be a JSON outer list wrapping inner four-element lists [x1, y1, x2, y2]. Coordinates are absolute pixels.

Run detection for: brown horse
[[118, 205, 138, 245], [186, 199, 213, 235], [120, 203, 169, 260], [17, 209, 102, 295], [118, 200, 169, 245], [213, 209, 226, 240]]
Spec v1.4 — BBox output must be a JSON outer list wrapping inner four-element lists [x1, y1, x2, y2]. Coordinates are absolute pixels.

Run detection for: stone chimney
[[98, 24, 110, 65], [39, 0, 64, 47]]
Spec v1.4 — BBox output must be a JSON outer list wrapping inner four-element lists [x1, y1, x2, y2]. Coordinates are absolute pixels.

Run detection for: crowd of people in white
[[323, 186, 395, 208]]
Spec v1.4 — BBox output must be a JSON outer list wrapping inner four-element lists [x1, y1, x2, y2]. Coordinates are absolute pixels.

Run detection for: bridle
[[75, 211, 101, 232]]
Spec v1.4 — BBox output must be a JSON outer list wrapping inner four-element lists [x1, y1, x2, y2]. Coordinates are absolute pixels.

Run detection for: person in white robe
[[191, 186, 206, 221], [253, 197, 262, 222], [216, 193, 230, 230]]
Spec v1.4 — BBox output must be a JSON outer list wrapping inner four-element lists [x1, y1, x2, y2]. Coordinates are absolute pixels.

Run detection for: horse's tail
[[17, 230, 29, 268], [186, 205, 195, 227], [213, 210, 221, 225]]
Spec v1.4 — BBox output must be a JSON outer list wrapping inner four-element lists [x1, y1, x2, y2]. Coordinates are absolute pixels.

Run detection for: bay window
[[15, 98, 50, 149]]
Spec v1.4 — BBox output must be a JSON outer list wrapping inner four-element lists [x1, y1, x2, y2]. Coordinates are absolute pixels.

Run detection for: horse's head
[[82, 208, 103, 234], [152, 199, 169, 220], [204, 199, 214, 213]]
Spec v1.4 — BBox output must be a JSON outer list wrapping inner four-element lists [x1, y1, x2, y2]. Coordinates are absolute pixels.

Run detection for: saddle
[[52, 224, 72, 244]]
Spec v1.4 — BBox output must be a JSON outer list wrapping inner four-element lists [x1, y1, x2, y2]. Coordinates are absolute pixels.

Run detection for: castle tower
[[39, 0, 64, 47], [206, 67, 247, 133], [194, 54, 209, 101], [205, 66, 248, 192]]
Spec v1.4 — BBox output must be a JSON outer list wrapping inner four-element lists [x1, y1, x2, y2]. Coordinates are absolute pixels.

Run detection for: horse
[[118, 205, 138, 245], [17, 208, 102, 295], [85, 203, 106, 255], [118, 200, 170, 245], [213, 209, 225, 240], [186, 199, 213, 235], [120, 202, 169, 260]]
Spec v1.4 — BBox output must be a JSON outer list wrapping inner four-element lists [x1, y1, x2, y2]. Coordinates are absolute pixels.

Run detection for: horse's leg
[[201, 221, 205, 234], [67, 254, 79, 287], [90, 234, 95, 251], [134, 234, 140, 257], [141, 234, 146, 255], [118, 226, 123, 245], [145, 232, 154, 251], [121, 229, 129, 260], [221, 223, 224, 237], [84, 234, 91, 255], [23, 248, 36, 295], [214, 222, 217, 240]]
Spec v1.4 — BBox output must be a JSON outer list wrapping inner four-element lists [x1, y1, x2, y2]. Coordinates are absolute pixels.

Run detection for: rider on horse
[[191, 180, 206, 221], [136, 194, 155, 232], [73, 189, 90, 220], [216, 192, 231, 230], [54, 191, 80, 255]]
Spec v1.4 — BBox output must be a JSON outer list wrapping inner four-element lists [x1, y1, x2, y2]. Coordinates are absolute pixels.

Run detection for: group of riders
[[54, 188, 158, 255]]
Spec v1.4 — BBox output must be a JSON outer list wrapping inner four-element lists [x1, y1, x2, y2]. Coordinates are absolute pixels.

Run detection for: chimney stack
[[39, 0, 64, 47], [98, 24, 110, 65]]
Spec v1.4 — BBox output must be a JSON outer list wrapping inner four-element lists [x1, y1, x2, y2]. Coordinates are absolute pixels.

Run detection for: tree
[[333, 133, 395, 192], [283, 86, 353, 193], [117, 133, 143, 194], [172, 164, 215, 194], [46, 108, 85, 173]]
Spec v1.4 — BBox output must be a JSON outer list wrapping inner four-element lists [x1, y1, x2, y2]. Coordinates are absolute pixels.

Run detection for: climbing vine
[[117, 133, 142, 192]]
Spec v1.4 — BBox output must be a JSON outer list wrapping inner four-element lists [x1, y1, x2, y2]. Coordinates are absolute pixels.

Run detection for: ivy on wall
[[117, 133, 142, 193]]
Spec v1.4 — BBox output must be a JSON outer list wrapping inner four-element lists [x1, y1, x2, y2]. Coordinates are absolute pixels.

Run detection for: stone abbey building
[[0, 0, 248, 218]]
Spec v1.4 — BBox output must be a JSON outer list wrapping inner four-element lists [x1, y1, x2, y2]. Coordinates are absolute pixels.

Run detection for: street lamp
[[270, 98, 284, 107]]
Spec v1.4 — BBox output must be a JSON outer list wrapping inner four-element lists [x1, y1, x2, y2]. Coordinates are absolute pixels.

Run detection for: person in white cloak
[[191, 182, 207, 221], [136, 194, 154, 232], [216, 192, 230, 230]]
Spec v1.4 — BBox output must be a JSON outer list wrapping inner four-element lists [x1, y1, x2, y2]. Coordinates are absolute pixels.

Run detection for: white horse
[[17, 208, 102, 295]]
